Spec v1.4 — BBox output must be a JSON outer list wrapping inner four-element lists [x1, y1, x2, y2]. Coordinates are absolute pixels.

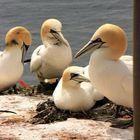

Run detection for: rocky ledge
[[0, 94, 133, 140]]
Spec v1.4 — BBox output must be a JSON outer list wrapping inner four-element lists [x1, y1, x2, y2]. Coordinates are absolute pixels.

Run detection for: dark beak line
[[50, 29, 61, 42], [23, 42, 29, 51], [50, 29, 68, 47], [24, 58, 31, 63]]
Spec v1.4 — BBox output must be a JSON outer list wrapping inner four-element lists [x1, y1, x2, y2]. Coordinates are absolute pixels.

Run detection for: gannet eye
[[16, 31, 20, 35], [96, 38, 102, 42], [70, 73, 79, 79], [11, 39, 18, 45], [50, 29, 57, 34]]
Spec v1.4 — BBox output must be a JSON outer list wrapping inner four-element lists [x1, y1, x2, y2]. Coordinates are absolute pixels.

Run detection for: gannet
[[30, 18, 72, 84], [0, 26, 32, 92], [53, 66, 104, 112], [75, 24, 133, 108]]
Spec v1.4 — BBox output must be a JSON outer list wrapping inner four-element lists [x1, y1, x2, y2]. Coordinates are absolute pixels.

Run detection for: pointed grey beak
[[74, 38, 105, 58], [50, 29, 68, 46], [21, 43, 29, 63], [70, 73, 90, 83]]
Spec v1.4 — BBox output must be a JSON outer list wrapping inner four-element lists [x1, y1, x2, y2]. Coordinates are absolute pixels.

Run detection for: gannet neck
[[92, 46, 123, 61], [4, 46, 22, 63], [62, 80, 79, 89], [4, 45, 21, 54]]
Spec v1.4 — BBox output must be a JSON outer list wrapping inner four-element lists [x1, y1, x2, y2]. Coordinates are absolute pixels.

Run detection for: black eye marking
[[91, 38, 102, 44], [70, 73, 79, 80], [6, 39, 18, 46], [50, 29, 58, 34], [11, 39, 18, 45], [16, 31, 20, 35]]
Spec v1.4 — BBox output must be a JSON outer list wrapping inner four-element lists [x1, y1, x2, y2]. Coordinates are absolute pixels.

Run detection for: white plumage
[[75, 24, 133, 108], [30, 19, 72, 82], [53, 66, 103, 112], [0, 26, 32, 91]]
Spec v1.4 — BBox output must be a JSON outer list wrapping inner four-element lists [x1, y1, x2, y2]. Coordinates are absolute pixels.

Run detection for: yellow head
[[62, 66, 90, 87], [5, 26, 32, 48], [92, 24, 127, 59], [41, 18, 62, 42]]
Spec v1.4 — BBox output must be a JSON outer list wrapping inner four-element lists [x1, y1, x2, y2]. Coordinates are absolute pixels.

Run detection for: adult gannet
[[30, 18, 72, 84], [75, 24, 133, 108], [53, 66, 103, 112], [0, 26, 32, 92]]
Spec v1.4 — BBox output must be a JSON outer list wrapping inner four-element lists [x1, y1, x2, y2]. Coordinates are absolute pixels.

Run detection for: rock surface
[[0, 95, 134, 140]]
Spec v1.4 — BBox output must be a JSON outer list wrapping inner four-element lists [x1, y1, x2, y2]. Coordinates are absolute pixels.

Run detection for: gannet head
[[75, 24, 127, 60], [5, 26, 32, 62], [62, 66, 90, 88], [5, 26, 32, 48], [41, 18, 68, 46]]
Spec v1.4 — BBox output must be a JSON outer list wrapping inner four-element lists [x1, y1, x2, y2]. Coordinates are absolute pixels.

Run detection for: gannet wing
[[30, 46, 42, 72]]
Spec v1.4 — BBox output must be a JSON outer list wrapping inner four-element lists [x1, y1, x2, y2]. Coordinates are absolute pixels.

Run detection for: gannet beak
[[70, 73, 90, 83], [21, 42, 30, 63], [74, 38, 105, 58], [50, 29, 68, 46]]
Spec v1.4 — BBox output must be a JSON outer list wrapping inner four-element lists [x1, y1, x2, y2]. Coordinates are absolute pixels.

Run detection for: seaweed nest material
[[29, 97, 133, 128]]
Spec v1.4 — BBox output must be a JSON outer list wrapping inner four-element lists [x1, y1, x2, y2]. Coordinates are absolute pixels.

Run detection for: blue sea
[[0, 0, 132, 84]]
